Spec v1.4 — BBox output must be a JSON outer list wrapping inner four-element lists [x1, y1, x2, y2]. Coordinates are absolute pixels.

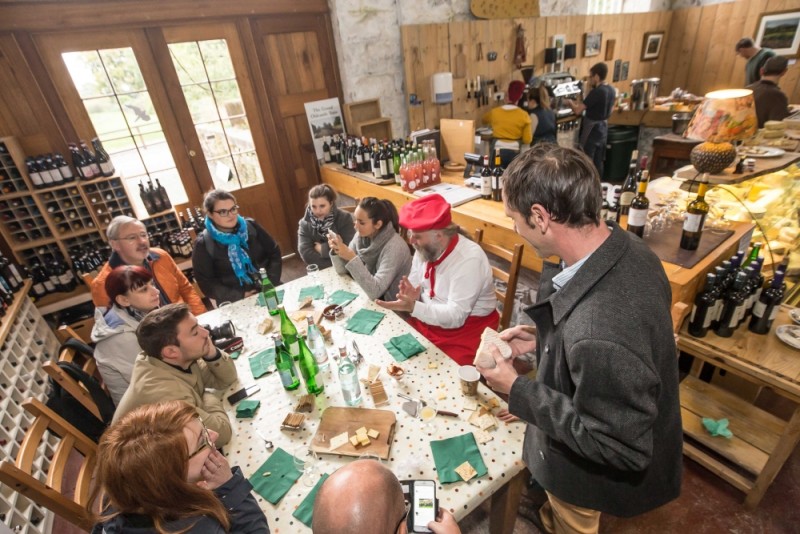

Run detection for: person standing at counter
[[377, 194, 498, 366], [566, 62, 615, 178], [482, 80, 532, 165], [528, 83, 557, 145], [298, 184, 355, 269], [748, 55, 791, 128], [736, 37, 776, 86], [478, 144, 682, 534]]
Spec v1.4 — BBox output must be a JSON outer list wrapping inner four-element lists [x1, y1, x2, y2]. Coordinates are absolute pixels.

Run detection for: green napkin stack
[[292, 473, 330, 527], [256, 289, 285, 307], [327, 290, 358, 306], [384, 333, 426, 362], [249, 447, 302, 504], [236, 399, 260, 418], [345, 309, 385, 335], [299, 285, 325, 301], [429, 433, 488, 484], [702, 417, 733, 438], [249, 347, 276, 379]]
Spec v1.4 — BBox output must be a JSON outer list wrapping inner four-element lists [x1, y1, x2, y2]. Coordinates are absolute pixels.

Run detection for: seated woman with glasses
[[298, 184, 355, 269], [90, 400, 269, 533], [328, 197, 412, 301], [192, 189, 282, 305], [91, 265, 162, 405]]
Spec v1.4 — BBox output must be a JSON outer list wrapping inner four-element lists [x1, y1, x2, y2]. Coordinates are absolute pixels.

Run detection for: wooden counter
[[608, 109, 675, 128], [321, 164, 754, 308]]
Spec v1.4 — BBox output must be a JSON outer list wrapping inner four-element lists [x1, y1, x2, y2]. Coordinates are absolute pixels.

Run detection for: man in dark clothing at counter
[[736, 37, 776, 86], [566, 62, 615, 178], [748, 55, 791, 127], [478, 144, 682, 534]]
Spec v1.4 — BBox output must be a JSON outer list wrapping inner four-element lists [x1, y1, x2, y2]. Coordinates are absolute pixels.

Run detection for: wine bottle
[[259, 268, 279, 315], [277, 305, 301, 360], [492, 148, 503, 202], [748, 271, 786, 334], [626, 170, 650, 238], [297, 336, 324, 395], [92, 138, 115, 177], [680, 179, 710, 251], [274, 336, 300, 391], [306, 315, 328, 369], [80, 141, 101, 177], [338, 347, 362, 406], [54, 153, 75, 182], [148, 177, 165, 212], [688, 273, 717, 338], [35, 157, 54, 187], [25, 158, 45, 189], [742, 242, 762, 268], [481, 155, 492, 200], [616, 149, 638, 221], [714, 271, 748, 337], [155, 179, 171, 209], [71, 144, 94, 180], [322, 136, 331, 163]]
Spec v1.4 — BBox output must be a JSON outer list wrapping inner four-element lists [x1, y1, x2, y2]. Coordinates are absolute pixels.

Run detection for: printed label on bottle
[[288, 340, 300, 358], [57, 273, 73, 285], [33, 282, 46, 294], [278, 369, 296, 388], [768, 306, 780, 321], [43, 280, 56, 292], [619, 191, 635, 207], [323, 152, 332, 163], [683, 213, 705, 233], [100, 162, 114, 174], [379, 160, 388, 176], [627, 208, 647, 226], [751, 300, 766, 318], [265, 295, 278, 310]]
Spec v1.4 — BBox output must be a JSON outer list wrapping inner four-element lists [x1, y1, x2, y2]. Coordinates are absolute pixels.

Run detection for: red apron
[[408, 310, 500, 366]]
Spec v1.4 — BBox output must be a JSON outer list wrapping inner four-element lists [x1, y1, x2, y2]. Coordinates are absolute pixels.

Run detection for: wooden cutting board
[[471, 0, 540, 19], [311, 407, 397, 460]]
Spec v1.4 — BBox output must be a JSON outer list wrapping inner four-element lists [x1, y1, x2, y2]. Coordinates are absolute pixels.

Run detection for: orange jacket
[[91, 248, 206, 316]]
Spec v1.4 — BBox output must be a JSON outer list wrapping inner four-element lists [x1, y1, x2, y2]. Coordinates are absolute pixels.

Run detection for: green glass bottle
[[259, 267, 279, 315], [297, 335, 325, 395], [277, 305, 300, 361], [274, 335, 299, 391]]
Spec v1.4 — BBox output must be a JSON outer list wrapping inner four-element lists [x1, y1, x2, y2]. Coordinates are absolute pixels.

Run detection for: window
[[168, 39, 265, 191], [62, 48, 188, 218], [588, 0, 623, 14]]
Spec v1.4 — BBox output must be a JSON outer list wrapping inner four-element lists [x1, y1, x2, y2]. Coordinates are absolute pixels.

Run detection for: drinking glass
[[420, 399, 437, 430], [293, 445, 320, 487], [216, 301, 232, 321], [306, 264, 319, 285]]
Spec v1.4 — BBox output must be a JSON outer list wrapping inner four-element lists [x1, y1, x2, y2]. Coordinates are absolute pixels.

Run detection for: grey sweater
[[330, 225, 412, 301], [297, 208, 355, 269]]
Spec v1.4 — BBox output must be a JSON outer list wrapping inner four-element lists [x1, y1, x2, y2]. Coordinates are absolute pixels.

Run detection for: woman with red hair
[[90, 400, 269, 533], [91, 265, 161, 405], [482, 79, 532, 166]]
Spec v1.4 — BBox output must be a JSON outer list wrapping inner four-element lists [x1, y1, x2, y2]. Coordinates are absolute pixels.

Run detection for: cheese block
[[473, 327, 513, 368], [454, 461, 478, 482], [764, 120, 787, 131]]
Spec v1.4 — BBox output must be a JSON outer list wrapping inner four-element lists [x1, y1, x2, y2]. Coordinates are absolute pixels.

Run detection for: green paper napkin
[[249, 447, 302, 504], [702, 417, 733, 439], [292, 473, 330, 527], [299, 285, 325, 301], [430, 433, 488, 484], [384, 333, 426, 362], [256, 289, 285, 307], [229, 350, 241, 360], [236, 399, 260, 418], [345, 309, 386, 335], [327, 290, 358, 306], [249, 347, 276, 379]]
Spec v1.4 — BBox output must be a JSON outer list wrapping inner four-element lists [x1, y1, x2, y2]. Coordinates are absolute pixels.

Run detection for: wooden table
[[322, 163, 754, 308], [203, 267, 527, 533], [677, 305, 800, 508]]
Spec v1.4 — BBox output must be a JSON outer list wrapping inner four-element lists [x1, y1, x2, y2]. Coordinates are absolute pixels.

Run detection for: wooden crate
[[357, 118, 393, 141], [343, 99, 382, 131]]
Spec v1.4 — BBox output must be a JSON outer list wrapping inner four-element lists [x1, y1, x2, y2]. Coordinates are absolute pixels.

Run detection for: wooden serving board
[[311, 407, 397, 460], [470, 0, 539, 19]]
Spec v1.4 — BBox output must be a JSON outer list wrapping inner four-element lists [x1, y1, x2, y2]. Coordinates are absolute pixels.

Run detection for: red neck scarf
[[424, 234, 459, 298]]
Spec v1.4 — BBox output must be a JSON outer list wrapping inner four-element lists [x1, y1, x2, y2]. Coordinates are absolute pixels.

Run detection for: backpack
[[45, 340, 116, 443]]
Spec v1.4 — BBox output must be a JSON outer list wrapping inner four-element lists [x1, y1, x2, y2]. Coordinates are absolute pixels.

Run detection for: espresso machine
[[525, 72, 582, 119]]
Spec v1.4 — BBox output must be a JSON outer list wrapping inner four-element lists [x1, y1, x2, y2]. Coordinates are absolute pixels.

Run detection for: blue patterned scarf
[[205, 216, 256, 286]]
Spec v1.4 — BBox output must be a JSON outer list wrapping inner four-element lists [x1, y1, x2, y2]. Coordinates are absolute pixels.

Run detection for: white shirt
[[408, 236, 497, 329]]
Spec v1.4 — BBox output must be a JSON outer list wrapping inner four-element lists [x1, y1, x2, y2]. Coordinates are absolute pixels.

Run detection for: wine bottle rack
[[83, 176, 135, 230], [0, 196, 51, 247], [0, 281, 60, 534], [17, 244, 62, 269], [63, 231, 107, 258], [142, 211, 180, 235], [40, 185, 96, 238], [0, 139, 30, 195]]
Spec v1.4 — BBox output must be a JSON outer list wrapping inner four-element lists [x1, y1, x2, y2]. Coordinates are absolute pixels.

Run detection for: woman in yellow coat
[[482, 80, 532, 165]]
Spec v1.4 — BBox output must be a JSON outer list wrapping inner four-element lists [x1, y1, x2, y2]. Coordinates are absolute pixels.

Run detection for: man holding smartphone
[[312, 460, 460, 533]]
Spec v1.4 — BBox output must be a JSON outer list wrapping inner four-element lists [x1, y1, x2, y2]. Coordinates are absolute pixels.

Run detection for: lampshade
[[685, 89, 757, 143]]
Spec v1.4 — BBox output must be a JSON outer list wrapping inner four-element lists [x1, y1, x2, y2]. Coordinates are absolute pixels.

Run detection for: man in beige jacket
[[113, 303, 238, 445]]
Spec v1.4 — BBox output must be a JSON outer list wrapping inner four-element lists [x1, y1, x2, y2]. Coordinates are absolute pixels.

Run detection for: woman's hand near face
[[197, 448, 233, 491], [314, 242, 323, 254]]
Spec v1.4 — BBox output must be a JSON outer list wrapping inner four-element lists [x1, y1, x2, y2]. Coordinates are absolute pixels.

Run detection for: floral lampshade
[[684, 89, 758, 174]]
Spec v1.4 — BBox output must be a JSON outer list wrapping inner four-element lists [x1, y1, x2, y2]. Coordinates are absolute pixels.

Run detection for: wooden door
[[250, 14, 343, 247]]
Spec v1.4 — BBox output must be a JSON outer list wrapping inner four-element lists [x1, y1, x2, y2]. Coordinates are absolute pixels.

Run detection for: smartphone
[[411, 480, 437, 533], [227, 384, 260, 405]]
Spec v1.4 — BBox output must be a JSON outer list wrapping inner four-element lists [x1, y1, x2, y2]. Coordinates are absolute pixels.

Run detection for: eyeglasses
[[394, 500, 410, 534], [114, 232, 149, 243], [188, 418, 212, 459], [213, 205, 239, 217]]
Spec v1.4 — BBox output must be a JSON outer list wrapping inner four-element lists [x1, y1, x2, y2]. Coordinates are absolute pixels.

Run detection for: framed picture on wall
[[584, 32, 602, 57], [552, 34, 566, 63], [641, 31, 665, 61], [755, 10, 800, 57]]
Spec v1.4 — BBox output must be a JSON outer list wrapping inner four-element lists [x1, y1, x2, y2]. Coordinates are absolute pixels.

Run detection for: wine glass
[[420, 398, 437, 430], [293, 445, 320, 487]]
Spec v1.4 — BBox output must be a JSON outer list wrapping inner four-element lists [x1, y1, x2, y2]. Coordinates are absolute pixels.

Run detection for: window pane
[[117, 92, 161, 135], [85, 96, 128, 138], [99, 48, 146, 93], [63, 51, 114, 98], [168, 38, 265, 191]]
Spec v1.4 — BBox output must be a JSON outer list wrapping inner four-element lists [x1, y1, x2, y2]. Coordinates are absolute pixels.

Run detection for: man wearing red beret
[[376, 194, 499, 365]]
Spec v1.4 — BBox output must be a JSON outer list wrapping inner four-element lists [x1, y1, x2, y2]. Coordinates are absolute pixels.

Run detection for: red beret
[[399, 194, 452, 231]]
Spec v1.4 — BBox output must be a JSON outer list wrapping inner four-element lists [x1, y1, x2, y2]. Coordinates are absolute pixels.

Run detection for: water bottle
[[338, 350, 362, 406], [306, 315, 329, 369]]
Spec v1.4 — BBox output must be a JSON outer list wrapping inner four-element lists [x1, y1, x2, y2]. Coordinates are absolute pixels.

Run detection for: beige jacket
[[114, 350, 238, 445]]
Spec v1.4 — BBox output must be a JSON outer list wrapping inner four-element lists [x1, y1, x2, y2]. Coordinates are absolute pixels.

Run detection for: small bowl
[[323, 304, 343, 321]]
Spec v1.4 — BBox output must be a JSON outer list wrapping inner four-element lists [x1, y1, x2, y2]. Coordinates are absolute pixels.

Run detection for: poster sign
[[304, 97, 345, 161]]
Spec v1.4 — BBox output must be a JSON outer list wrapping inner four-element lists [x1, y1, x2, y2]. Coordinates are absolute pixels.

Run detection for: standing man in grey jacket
[[478, 144, 682, 533]]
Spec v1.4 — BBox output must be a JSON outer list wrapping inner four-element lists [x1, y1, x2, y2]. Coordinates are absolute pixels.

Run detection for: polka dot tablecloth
[[202, 267, 527, 532]]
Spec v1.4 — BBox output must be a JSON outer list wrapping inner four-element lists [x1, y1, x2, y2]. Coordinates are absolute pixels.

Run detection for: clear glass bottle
[[338, 347, 362, 406], [306, 315, 328, 369]]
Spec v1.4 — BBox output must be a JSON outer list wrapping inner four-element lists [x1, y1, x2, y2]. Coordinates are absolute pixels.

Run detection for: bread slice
[[473, 327, 512, 368]]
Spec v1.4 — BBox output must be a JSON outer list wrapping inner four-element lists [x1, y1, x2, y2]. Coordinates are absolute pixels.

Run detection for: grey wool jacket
[[297, 208, 355, 269], [509, 221, 682, 517]]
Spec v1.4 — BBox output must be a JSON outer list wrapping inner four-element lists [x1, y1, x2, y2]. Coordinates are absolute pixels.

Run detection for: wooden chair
[[340, 204, 356, 213], [0, 397, 97, 530], [43, 332, 103, 421], [474, 229, 524, 331]]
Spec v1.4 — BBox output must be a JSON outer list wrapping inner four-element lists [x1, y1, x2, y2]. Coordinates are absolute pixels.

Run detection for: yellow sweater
[[482, 105, 532, 145]]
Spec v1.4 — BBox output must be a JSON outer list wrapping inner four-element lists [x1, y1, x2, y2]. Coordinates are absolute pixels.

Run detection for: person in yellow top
[[482, 80, 532, 165]]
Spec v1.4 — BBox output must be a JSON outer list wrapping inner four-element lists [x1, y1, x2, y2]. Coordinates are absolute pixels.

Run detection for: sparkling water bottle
[[338, 350, 361, 406], [306, 315, 329, 369]]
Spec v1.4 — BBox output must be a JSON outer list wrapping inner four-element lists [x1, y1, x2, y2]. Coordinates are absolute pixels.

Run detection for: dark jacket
[[91, 467, 269, 533], [747, 79, 790, 128], [530, 106, 557, 144], [297, 207, 355, 269], [509, 222, 682, 517], [192, 218, 282, 304]]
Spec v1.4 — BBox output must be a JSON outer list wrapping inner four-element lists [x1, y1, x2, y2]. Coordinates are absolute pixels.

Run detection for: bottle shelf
[[10, 237, 57, 252], [0, 139, 31, 196]]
